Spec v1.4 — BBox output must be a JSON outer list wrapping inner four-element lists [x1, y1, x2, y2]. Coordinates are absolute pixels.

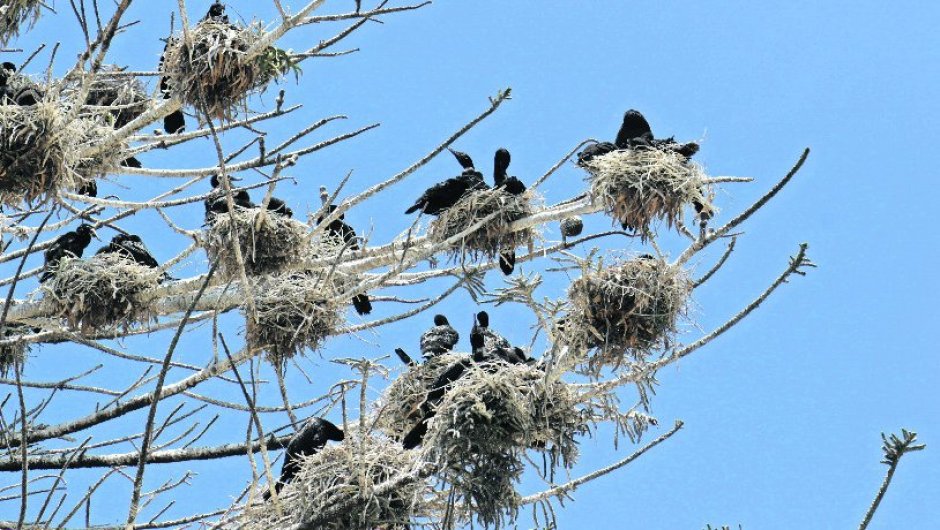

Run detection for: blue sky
[[2, 1, 938, 528]]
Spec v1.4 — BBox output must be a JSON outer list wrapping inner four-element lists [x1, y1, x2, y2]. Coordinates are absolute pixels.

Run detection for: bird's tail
[[352, 294, 372, 315], [498, 251, 515, 275]]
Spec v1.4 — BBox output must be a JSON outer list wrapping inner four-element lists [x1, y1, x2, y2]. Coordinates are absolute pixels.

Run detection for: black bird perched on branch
[[265, 197, 293, 218], [404, 152, 487, 215], [264, 417, 345, 500], [204, 174, 254, 221], [419, 314, 459, 359], [120, 156, 142, 169], [40, 224, 97, 283], [493, 148, 525, 196], [158, 41, 186, 134], [77, 180, 97, 198], [316, 204, 371, 315]]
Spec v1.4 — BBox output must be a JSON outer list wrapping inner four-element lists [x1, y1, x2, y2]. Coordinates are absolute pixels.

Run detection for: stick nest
[[74, 65, 151, 128], [0, 100, 128, 207], [203, 208, 310, 280], [562, 256, 691, 369], [0, 325, 31, 377], [427, 188, 534, 261], [582, 148, 712, 236], [422, 362, 588, 527], [0, 0, 43, 44], [41, 254, 161, 333], [161, 20, 297, 121], [373, 353, 469, 440], [243, 434, 429, 530], [244, 269, 348, 370]]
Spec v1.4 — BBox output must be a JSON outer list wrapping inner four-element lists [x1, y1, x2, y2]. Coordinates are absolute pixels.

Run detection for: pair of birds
[[0, 61, 43, 106], [396, 311, 534, 449], [158, 2, 229, 134], [40, 225, 166, 283], [263, 416, 345, 500], [405, 148, 526, 275]]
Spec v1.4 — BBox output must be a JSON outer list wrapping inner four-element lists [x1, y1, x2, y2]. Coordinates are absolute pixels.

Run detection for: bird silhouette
[[265, 197, 293, 218], [264, 417, 344, 499], [404, 152, 487, 215], [419, 314, 459, 359], [40, 224, 97, 282]]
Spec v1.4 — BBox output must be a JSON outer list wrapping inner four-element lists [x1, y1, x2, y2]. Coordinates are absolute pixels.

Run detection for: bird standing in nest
[[263, 417, 344, 500], [492, 148, 526, 275], [204, 1, 230, 23], [95, 233, 174, 282], [40, 224, 97, 282], [265, 197, 293, 218], [419, 314, 459, 359], [577, 109, 700, 164], [204, 174, 254, 222], [404, 149, 487, 215], [471, 311, 531, 364], [316, 203, 371, 315]]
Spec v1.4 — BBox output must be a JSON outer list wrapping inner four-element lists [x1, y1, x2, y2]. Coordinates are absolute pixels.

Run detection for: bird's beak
[[447, 147, 457, 155], [91, 229, 101, 240]]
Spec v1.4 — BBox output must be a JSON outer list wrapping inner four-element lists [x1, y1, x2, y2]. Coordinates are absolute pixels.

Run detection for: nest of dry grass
[[161, 20, 297, 121], [0, 325, 31, 377], [243, 434, 429, 530], [562, 256, 691, 369], [244, 269, 348, 370], [582, 148, 712, 236], [0, 101, 127, 206], [423, 362, 588, 527], [203, 208, 310, 280], [0, 0, 43, 45], [427, 187, 534, 261], [79, 66, 150, 128], [41, 254, 161, 333], [374, 352, 469, 440]]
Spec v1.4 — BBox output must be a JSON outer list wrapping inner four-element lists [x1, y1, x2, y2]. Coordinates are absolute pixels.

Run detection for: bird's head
[[448, 148, 475, 170], [208, 2, 226, 17], [77, 224, 98, 240], [1, 62, 16, 72], [494, 148, 511, 170], [433, 314, 449, 326], [475, 311, 489, 328], [315, 418, 345, 442], [210, 173, 240, 188]]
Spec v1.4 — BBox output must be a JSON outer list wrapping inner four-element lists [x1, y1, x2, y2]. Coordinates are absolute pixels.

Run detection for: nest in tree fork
[[427, 187, 535, 262], [0, 101, 128, 207], [243, 269, 349, 370], [73, 66, 151, 128], [203, 208, 310, 279], [422, 362, 589, 528], [373, 352, 469, 440], [41, 254, 161, 333], [0, 0, 43, 45], [581, 148, 713, 236], [243, 434, 430, 530], [161, 20, 296, 121], [562, 256, 691, 369]]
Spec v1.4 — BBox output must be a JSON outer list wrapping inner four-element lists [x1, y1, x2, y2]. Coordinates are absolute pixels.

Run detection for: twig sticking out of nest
[[0, 325, 31, 377], [242, 434, 429, 530], [427, 187, 535, 262], [77, 66, 151, 128], [0, 0, 43, 44], [203, 208, 310, 279], [0, 101, 127, 206], [374, 353, 469, 440], [582, 148, 712, 236], [161, 20, 297, 121], [422, 362, 588, 528], [244, 269, 348, 370], [562, 256, 691, 370], [41, 254, 161, 333]]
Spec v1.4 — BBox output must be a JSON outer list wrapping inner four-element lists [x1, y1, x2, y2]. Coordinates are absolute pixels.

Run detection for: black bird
[[579, 109, 700, 164], [157, 40, 186, 134], [576, 141, 618, 164], [351, 294, 372, 316], [265, 197, 293, 218], [204, 1, 230, 23], [13, 86, 42, 106], [419, 314, 459, 359], [560, 216, 584, 239], [77, 180, 97, 198], [404, 153, 487, 215], [0, 62, 17, 103], [492, 148, 525, 196], [394, 347, 417, 367], [402, 355, 472, 449], [614, 109, 654, 149], [120, 156, 142, 169], [471, 311, 509, 357], [95, 233, 160, 269], [317, 205, 360, 249], [264, 417, 344, 499], [204, 174, 254, 221], [40, 224, 97, 282]]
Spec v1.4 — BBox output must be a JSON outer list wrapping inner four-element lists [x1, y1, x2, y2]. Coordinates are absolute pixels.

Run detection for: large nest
[[0, 0, 43, 44], [0, 324, 31, 377], [161, 20, 296, 121], [373, 352, 469, 440], [244, 269, 348, 370], [79, 66, 151, 128], [427, 188, 535, 262], [204, 208, 310, 279], [41, 254, 161, 333], [562, 256, 691, 369], [0, 101, 127, 206], [422, 362, 588, 527], [243, 434, 430, 530], [582, 148, 712, 236]]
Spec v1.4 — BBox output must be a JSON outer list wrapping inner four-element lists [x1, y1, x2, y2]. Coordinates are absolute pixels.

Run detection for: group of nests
[[159, 3, 297, 122], [408, 148, 534, 275], [0, 62, 143, 207], [578, 109, 715, 237]]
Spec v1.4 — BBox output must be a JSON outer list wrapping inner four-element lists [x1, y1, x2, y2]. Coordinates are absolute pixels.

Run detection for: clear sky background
[[2, 1, 938, 529]]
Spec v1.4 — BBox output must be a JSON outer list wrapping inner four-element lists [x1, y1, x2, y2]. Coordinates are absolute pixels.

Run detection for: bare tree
[[0, 2, 833, 529]]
